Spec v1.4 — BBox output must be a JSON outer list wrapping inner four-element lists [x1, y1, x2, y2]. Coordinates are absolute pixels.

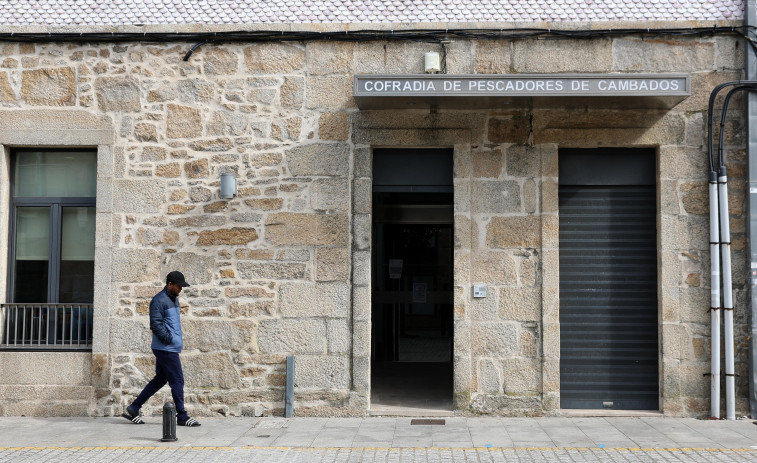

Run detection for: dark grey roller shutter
[[559, 149, 658, 410]]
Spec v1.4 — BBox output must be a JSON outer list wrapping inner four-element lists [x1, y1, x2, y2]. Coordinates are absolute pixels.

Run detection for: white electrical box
[[473, 284, 487, 298], [424, 52, 440, 73]]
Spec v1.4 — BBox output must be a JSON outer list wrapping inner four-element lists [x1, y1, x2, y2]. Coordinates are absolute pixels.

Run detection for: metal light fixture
[[425, 52, 440, 73], [220, 172, 237, 199]]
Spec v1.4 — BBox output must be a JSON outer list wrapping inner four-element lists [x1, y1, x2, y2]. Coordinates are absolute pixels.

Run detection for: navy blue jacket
[[149, 287, 183, 352]]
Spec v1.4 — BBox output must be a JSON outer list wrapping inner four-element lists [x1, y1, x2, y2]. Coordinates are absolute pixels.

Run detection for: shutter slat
[[560, 183, 659, 410]]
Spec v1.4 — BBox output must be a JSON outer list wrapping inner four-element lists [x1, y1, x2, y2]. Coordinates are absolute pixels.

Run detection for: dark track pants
[[130, 349, 188, 421]]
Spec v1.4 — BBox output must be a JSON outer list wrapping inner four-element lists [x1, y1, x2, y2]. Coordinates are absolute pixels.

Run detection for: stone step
[[369, 406, 453, 417]]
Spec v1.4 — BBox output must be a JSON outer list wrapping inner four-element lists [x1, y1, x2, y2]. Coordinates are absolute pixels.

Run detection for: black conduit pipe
[[183, 41, 208, 61]]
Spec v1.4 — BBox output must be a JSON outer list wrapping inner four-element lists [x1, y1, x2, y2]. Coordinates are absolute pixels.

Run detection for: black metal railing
[[0, 303, 94, 350]]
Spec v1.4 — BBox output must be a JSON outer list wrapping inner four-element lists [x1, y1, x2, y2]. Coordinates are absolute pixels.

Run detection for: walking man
[[121, 271, 201, 427]]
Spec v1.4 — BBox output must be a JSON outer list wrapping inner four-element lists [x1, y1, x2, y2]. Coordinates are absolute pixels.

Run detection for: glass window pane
[[14, 207, 50, 303], [60, 207, 95, 303], [13, 150, 97, 197], [61, 207, 95, 260]]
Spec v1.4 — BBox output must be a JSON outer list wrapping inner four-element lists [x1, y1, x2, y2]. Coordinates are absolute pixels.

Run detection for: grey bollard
[[161, 401, 178, 442], [285, 355, 294, 418]]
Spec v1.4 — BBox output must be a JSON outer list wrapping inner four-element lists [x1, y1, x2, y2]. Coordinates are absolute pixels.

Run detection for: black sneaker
[[121, 405, 144, 424], [178, 417, 201, 427]]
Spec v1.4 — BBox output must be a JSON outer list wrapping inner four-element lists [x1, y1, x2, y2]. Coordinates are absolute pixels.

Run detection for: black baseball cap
[[166, 271, 190, 287]]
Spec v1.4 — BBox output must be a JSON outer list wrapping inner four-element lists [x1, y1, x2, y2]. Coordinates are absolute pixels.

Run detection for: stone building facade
[[0, 19, 751, 418]]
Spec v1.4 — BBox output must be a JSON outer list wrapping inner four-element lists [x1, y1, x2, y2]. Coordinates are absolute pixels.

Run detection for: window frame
[[7, 148, 97, 304]]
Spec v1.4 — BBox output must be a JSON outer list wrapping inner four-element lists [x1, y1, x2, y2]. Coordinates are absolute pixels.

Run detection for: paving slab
[[1, 415, 757, 457], [392, 436, 435, 447], [536, 417, 595, 446], [327, 417, 363, 425], [313, 430, 356, 447], [503, 422, 552, 442], [469, 430, 513, 447]]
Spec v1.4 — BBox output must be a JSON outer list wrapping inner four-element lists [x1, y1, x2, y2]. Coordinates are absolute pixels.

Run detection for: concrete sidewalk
[[1, 415, 756, 449], [3, 415, 757, 462]]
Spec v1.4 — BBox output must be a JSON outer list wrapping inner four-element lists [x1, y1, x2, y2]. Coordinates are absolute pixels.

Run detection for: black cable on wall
[[2, 26, 755, 64], [1, 26, 755, 46]]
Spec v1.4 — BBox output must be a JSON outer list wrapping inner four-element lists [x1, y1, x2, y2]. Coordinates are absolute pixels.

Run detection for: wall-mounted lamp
[[425, 52, 440, 74], [220, 172, 237, 199]]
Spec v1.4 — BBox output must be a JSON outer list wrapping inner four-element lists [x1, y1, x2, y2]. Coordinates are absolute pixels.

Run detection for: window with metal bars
[[2, 149, 96, 350]]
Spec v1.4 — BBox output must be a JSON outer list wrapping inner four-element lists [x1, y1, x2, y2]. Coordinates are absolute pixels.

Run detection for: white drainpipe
[[709, 170, 721, 419]]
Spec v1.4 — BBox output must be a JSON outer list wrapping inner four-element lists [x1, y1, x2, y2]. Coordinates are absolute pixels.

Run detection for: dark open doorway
[[370, 148, 454, 415]]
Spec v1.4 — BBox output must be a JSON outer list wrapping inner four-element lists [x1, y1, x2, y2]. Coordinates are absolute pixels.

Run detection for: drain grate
[[410, 419, 445, 425]]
